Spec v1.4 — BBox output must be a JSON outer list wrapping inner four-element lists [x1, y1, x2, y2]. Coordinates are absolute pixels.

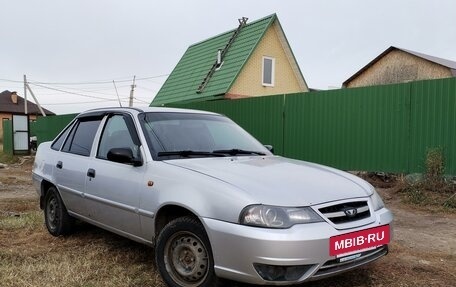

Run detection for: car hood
[[165, 156, 373, 206]]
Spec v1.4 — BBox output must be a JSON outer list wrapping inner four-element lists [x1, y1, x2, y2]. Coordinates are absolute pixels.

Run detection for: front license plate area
[[330, 225, 390, 256], [338, 253, 362, 262]]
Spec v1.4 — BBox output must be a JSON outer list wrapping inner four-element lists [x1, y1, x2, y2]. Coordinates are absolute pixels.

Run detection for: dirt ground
[[0, 159, 455, 287]]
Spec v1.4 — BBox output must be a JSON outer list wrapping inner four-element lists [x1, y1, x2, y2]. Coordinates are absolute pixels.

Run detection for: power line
[[42, 99, 119, 105], [43, 83, 122, 97], [1, 74, 169, 86], [31, 83, 131, 93], [28, 74, 169, 85], [136, 85, 158, 92], [42, 97, 145, 106], [0, 78, 23, 83], [29, 82, 114, 101], [133, 97, 150, 104], [2, 76, 156, 107]]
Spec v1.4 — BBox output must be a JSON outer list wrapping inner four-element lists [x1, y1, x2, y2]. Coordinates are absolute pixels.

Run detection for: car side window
[[97, 114, 141, 162], [51, 122, 74, 151], [62, 118, 102, 156]]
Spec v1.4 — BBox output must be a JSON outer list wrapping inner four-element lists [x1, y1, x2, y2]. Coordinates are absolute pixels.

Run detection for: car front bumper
[[202, 207, 393, 285]]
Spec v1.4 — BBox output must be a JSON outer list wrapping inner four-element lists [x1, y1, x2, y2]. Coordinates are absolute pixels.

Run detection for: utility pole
[[23, 75, 46, 117], [23, 75, 28, 114], [129, 75, 136, 107], [25, 82, 46, 117]]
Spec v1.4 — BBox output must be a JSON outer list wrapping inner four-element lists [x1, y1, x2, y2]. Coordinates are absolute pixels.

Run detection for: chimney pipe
[[11, 91, 18, 104], [217, 49, 222, 65]]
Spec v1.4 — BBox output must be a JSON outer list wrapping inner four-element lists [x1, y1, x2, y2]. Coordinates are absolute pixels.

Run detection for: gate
[[12, 114, 30, 154]]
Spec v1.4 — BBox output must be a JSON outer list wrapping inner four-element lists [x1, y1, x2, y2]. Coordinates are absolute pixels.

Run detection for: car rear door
[[53, 116, 103, 217]]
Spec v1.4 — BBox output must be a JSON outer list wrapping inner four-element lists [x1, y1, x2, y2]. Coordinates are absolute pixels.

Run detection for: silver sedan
[[32, 107, 393, 287]]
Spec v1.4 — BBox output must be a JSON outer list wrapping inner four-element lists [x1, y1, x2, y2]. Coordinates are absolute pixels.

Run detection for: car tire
[[155, 216, 218, 287], [44, 186, 74, 236]]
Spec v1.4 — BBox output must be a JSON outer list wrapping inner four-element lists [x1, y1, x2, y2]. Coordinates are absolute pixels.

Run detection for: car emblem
[[343, 207, 358, 217]]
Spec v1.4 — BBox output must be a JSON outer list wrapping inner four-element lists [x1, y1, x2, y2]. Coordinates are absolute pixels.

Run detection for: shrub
[[401, 148, 455, 211], [423, 148, 445, 190]]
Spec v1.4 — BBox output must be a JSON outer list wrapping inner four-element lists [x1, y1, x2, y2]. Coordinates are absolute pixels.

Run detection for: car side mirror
[[107, 148, 142, 166], [264, 145, 274, 154]]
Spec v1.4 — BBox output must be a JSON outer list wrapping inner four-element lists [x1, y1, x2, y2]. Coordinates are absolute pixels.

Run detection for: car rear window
[[51, 123, 74, 151], [62, 118, 102, 156]]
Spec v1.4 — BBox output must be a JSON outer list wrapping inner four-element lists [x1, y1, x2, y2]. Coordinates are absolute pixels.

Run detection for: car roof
[[77, 106, 220, 118]]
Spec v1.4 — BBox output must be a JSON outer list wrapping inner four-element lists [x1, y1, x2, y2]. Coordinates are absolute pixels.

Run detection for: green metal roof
[[151, 14, 276, 106]]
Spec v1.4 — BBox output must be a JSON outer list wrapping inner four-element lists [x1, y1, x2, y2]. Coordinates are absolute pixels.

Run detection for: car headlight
[[239, 205, 324, 228], [371, 190, 385, 211]]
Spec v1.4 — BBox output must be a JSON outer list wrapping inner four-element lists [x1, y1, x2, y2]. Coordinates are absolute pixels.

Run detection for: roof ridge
[[393, 46, 456, 69], [0, 91, 55, 115], [223, 15, 278, 93], [343, 45, 456, 86], [189, 14, 277, 48]]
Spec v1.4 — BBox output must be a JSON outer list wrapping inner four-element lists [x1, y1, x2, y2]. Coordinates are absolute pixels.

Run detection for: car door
[[84, 113, 143, 237], [53, 116, 103, 217]]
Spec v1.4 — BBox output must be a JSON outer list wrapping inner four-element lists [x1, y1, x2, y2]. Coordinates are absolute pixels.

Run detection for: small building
[[152, 14, 308, 106], [0, 90, 54, 142], [343, 46, 456, 88]]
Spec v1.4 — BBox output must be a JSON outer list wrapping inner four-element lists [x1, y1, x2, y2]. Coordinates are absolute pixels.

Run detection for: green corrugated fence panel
[[284, 84, 410, 173], [166, 78, 456, 174], [409, 78, 456, 174], [30, 121, 37, 136], [168, 95, 285, 155], [2, 120, 13, 154], [34, 114, 77, 145]]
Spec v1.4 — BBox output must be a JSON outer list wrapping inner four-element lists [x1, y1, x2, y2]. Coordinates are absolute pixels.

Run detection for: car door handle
[[56, 161, 63, 169], [87, 168, 96, 178]]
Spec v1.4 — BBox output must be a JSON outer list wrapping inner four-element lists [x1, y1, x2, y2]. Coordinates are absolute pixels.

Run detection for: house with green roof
[[151, 14, 308, 106]]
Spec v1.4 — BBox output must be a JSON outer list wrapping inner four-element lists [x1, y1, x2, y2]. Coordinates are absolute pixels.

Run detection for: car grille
[[318, 201, 370, 224]]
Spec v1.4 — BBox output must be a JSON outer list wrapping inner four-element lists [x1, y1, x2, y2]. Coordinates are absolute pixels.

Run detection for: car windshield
[[138, 112, 270, 159]]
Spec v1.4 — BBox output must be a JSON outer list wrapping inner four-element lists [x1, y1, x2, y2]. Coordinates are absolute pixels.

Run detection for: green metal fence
[[171, 96, 285, 154], [13, 78, 455, 174], [32, 114, 77, 145], [284, 85, 411, 172], [2, 114, 76, 154], [2, 120, 13, 154], [408, 79, 456, 173], [170, 78, 456, 174]]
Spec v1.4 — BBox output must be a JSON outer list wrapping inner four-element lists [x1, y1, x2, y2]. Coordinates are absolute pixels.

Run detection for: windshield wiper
[[157, 150, 227, 158], [212, 149, 266, 156]]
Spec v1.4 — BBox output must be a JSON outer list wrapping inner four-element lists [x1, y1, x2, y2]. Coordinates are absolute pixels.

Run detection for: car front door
[[84, 113, 143, 237]]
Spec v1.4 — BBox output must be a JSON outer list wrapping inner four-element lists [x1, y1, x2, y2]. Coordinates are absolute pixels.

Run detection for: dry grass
[[0, 152, 20, 165], [0, 199, 165, 287], [359, 173, 456, 213]]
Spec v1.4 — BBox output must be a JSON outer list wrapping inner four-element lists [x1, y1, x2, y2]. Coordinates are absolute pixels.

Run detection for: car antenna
[[113, 80, 123, 107]]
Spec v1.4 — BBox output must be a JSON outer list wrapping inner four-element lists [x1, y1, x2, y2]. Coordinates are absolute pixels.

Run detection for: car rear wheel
[[44, 186, 73, 236], [155, 216, 218, 287]]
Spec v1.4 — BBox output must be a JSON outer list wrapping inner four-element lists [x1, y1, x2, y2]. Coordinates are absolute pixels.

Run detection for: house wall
[[226, 22, 306, 98], [346, 49, 453, 88]]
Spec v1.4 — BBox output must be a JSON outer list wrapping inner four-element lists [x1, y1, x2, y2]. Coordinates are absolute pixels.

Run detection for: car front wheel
[[155, 216, 218, 287], [44, 186, 73, 236]]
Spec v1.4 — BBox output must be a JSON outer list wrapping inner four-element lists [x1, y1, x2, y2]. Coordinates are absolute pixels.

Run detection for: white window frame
[[262, 56, 275, 87]]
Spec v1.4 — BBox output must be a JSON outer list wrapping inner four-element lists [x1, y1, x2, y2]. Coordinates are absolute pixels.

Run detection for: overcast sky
[[1, 0, 455, 114]]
